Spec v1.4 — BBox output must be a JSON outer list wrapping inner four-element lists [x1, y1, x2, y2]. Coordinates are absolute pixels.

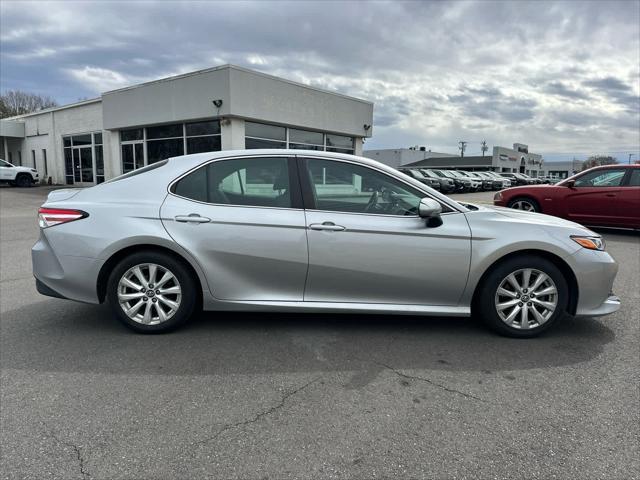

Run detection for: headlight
[[571, 235, 605, 251], [494, 192, 503, 201]]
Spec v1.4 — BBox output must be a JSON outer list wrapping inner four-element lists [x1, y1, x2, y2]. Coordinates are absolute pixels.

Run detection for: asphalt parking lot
[[1, 186, 638, 479]]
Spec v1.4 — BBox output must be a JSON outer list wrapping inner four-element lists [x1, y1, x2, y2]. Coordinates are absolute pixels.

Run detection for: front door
[[300, 157, 472, 305], [160, 155, 308, 301], [72, 147, 94, 185], [562, 168, 627, 226]]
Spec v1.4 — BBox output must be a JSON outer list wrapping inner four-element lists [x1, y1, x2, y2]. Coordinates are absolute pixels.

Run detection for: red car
[[493, 164, 640, 229]]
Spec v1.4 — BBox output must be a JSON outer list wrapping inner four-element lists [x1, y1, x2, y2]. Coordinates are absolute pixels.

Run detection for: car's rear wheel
[[507, 197, 540, 212], [107, 251, 197, 333], [477, 255, 568, 338], [15, 174, 32, 188]]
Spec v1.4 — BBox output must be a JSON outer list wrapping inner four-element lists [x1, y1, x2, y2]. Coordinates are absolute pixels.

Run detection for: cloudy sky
[[1, 0, 639, 161]]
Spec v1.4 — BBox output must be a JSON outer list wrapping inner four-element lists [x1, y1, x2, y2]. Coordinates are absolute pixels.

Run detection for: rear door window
[[172, 157, 296, 208]]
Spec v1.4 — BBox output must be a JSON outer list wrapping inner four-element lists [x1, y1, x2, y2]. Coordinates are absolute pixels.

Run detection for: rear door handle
[[175, 214, 211, 224], [309, 222, 346, 232]]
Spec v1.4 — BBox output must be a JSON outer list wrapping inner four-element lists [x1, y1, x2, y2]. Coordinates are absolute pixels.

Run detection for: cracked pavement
[[1, 187, 639, 479]]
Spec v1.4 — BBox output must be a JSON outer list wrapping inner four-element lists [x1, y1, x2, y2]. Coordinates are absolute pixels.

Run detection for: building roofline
[[102, 64, 374, 105], [3, 97, 102, 121]]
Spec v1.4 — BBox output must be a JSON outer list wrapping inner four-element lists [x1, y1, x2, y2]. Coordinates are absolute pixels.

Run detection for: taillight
[[38, 208, 88, 228]]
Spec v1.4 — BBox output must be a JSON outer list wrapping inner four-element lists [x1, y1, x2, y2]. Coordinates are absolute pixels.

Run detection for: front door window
[[304, 158, 422, 216]]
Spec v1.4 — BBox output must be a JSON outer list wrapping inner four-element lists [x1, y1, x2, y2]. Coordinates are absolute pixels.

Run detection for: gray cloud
[[544, 82, 590, 100], [0, 0, 638, 159]]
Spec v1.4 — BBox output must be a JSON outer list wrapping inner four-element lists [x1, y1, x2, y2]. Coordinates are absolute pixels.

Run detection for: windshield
[[409, 169, 425, 179], [0, 160, 12, 168], [420, 169, 436, 178]]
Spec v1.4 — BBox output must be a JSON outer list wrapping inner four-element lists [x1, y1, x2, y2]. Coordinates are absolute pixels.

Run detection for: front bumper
[[577, 294, 621, 317], [570, 248, 620, 317]]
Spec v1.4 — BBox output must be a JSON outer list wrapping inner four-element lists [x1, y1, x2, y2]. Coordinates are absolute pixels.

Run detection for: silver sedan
[[32, 150, 620, 337]]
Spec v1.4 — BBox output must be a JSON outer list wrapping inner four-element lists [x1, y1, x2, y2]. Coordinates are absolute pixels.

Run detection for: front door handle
[[309, 222, 346, 232], [175, 214, 211, 224], [605, 193, 617, 197]]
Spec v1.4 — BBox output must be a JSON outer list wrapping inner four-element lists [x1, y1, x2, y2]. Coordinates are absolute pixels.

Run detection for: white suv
[[0, 159, 39, 187]]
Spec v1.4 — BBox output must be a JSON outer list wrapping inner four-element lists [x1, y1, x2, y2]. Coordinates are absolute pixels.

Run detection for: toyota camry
[[32, 150, 620, 337]]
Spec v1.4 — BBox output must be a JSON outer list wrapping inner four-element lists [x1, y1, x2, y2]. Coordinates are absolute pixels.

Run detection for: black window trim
[[296, 155, 462, 217], [168, 154, 303, 211]]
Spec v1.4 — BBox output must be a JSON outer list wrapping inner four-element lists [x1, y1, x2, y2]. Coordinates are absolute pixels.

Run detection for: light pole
[[629, 153, 636, 164]]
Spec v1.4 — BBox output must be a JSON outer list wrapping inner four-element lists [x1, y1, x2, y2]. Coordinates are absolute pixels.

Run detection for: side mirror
[[564, 179, 576, 188], [419, 198, 443, 227]]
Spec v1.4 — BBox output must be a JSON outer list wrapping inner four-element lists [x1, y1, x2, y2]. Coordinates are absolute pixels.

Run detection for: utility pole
[[480, 140, 488, 157], [629, 153, 635, 164], [458, 141, 467, 158]]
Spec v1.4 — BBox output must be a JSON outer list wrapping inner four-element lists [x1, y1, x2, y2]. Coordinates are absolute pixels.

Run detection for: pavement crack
[[375, 361, 484, 402], [41, 422, 90, 479], [191, 376, 322, 451]]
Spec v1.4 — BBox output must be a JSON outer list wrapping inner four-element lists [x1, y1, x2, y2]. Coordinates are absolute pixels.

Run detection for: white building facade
[[0, 65, 373, 185]]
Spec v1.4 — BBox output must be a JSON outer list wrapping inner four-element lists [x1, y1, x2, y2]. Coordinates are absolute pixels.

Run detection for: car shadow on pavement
[[1, 299, 615, 378]]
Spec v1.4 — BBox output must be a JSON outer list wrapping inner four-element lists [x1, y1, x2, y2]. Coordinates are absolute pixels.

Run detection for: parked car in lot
[[494, 164, 640, 229], [398, 168, 441, 191], [484, 171, 512, 189], [33, 150, 620, 337], [0, 159, 39, 187], [429, 169, 479, 192], [418, 168, 456, 193], [464, 171, 500, 191], [499, 172, 536, 186], [446, 170, 483, 191]]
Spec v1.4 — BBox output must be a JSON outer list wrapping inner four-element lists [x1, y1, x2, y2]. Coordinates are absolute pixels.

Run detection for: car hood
[[463, 202, 596, 233], [461, 203, 597, 254], [13, 166, 36, 173]]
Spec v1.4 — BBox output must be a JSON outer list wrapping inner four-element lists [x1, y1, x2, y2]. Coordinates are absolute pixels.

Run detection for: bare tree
[[0, 90, 58, 118], [581, 155, 618, 170]]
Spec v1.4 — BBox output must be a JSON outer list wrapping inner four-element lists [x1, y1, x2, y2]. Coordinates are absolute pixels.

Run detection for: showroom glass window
[[120, 120, 221, 173], [172, 157, 291, 208], [245, 121, 355, 154], [62, 132, 103, 185], [574, 169, 627, 187], [245, 122, 287, 149], [304, 158, 422, 215]]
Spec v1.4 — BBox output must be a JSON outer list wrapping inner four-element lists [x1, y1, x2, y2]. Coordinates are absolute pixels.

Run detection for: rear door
[[562, 168, 627, 226], [161, 155, 308, 301], [616, 168, 640, 228], [299, 156, 471, 306]]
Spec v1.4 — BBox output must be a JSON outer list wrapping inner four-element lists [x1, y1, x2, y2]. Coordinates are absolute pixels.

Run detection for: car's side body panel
[[303, 209, 472, 305], [160, 195, 309, 301]]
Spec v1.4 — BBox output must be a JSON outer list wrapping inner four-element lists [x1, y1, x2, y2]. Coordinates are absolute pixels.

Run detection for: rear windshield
[[105, 160, 169, 183]]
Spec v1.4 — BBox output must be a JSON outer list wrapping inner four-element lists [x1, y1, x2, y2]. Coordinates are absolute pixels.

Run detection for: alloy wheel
[[117, 263, 182, 325], [494, 268, 558, 330], [510, 200, 537, 211]]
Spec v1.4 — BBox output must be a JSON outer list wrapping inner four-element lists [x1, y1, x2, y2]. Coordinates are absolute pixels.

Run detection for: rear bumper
[[32, 230, 103, 304]]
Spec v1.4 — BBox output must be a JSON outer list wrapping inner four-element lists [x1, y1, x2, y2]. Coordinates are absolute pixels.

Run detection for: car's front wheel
[[507, 197, 540, 212], [15, 174, 32, 188], [476, 255, 569, 338], [107, 251, 198, 333]]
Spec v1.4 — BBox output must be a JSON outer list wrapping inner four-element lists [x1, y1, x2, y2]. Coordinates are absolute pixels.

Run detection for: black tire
[[16, 174, 32, 188], [507, 196, 540, 213], [106, 251, 198, 333], [476, 255, 569, 338]]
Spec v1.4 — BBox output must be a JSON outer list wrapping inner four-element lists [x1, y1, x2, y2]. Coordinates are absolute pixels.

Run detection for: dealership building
[[0, 65, 373, 185], [365, 143, 545, 176]]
